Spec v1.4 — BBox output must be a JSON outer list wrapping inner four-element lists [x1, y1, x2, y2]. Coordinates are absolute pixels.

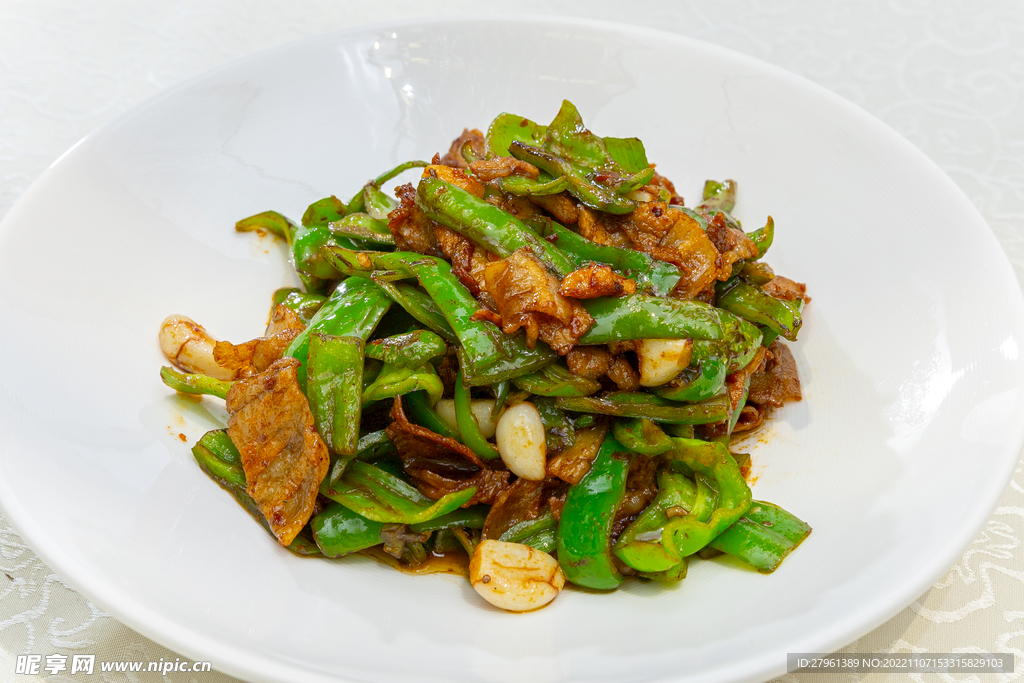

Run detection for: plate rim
[[1, 13, 1022, 683]]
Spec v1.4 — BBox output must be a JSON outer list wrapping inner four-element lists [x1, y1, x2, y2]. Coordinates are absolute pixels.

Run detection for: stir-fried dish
[[159, 101, 810, 612]]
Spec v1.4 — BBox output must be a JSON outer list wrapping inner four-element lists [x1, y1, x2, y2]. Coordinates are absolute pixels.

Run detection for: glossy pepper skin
[[508, 141, 645, 215], [716, 277, 803, 342], [557, 433, 631, 590], [320, 460, 475, 525], [708, 500, 812, 573], [160, 366, 231, 399], [283, 277, 392, 390], [556, 392, 731, 425], [307, 333, 364, 458], [365, 330, 446, 368], [455, 370, 500, 460], [513, 361, 601, 397], [272, 288, 326, 324], [322, 246, 556, 383], [415, 175, 576, 276], [311, 502, 385, 557], [661, 438, 752, 559]]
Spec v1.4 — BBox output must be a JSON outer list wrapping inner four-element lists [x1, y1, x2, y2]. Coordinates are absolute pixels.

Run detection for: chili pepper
[[328, 212, 394, 247], [508, 141, 638, 215], [543, 100, 617, 172], [638, 559, 689, 583], [459, 329, 557, 387], [160, 366, 231, 399], [532, 396, 577, 452], [698, 179, 737, 213], [361, 182, 398, 221], [611, 417, 675, 455], [272, 288, 326, 323], [307, 333, 364, 459], [556, 391, 730, 425], [354, 429, 397, 462], [740, 260, 775, 286], [538, 102, 656, 192], [235, 210, 297, 245], [582, 296, 763, 375], [415, 176, 577, 276], [660, 437, 752, 559], [490, 379, 512, 422], [365, 330, 446, 368], [409, 505, 488, 533], [528, 216, 680, 296], [513, 360, 601, 397], [311, 501, 385, 557], [603, 136, 649, 174], [716, 277, 802, 342], [501, 512, 558, 554], [708, 500, 812, 573], [498, 174, 570, 196], [370, 278, 458, 345], [496, 509, 557, 546], [344, 160, 429, 214], [192, 430, 321, 556], [556, 433, 631, 589], [362, 362, 444, 406], [614, 470, 699, 572], [321, 247, 507, 372], [404, 390, 461, 441], [579, 293, 727, 344], [284, 277, 392, 390], [485, 112, 548, 157], [321, 460, 476, 524], [325, 251, 552, 386], [301, 196, 347, 229], [747, 216, 774, 259], [654, 344, 729, 403], [455, 370, 501, 460], [291, 223, 363, 279]]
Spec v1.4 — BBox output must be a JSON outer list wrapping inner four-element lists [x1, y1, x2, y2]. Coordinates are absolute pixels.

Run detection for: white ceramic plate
[[1, 16, 1021, 683]]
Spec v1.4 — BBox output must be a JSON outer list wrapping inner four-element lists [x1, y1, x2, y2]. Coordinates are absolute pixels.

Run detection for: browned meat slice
[[469, 156, 539, 182], [385, 396, 511, 506], [559, 263, 636, 299], [385, 395, 484, 467], [483, 247, 594, 354], [577, 205, 631, 248], [606, 355, 641, 391], [611, 454, 659, 539], [529, 193, 579, 224], [705, 212, 759, 276], [546, 423, 608, 485], [486, 192, 546, 221], [481, 478, 546, 540], [747, 341, 802, 408], [388, 183, 442, 256], [616, 202, 682, 250], [565, 346, 613, 379], [657, 212, 721, 299], [763, 275, 810, 303], [423, 164, 485, 198], [434, 226, 490, 295], [439, 128, 485, 170], [225, 357, 329, 546], [214, 304, 305, 377]]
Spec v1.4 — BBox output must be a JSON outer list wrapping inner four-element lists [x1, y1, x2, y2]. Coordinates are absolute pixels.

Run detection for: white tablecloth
[[1, 1, 1022, 681]]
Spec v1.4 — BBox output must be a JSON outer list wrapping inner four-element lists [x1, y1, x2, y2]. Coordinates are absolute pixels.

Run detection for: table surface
[[1, 1, 1022, 681]]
